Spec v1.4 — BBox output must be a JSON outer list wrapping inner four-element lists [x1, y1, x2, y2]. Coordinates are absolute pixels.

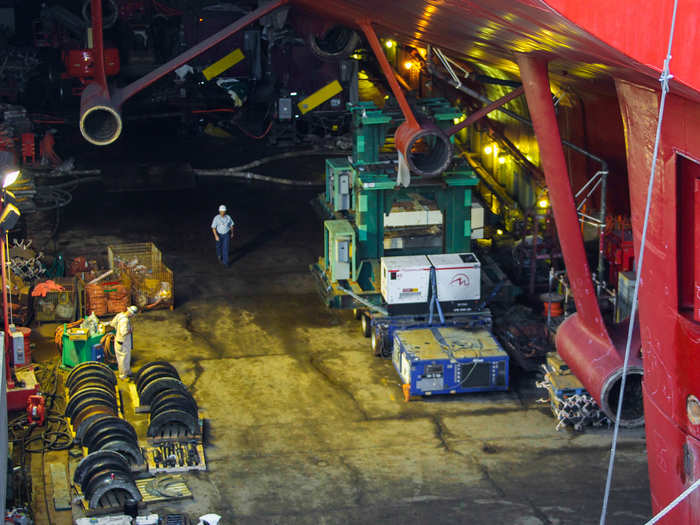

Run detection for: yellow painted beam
[[202, 48, 245, 81], [298, 80, 343, 114]]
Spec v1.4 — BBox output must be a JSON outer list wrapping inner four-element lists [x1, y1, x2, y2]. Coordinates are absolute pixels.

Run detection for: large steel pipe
[[80, 84, 122, 146], [394, 121, 453, 178], [515, 54, 644, 425], [79, 0, 287, 145], [360, 21, 453, 178], [557, 315, 644, 426]]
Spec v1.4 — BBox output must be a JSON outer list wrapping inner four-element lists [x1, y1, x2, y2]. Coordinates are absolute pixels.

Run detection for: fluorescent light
[[3, 170, 19, 188]]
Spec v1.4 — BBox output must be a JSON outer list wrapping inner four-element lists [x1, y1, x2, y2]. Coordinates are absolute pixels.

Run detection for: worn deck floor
[[28, 165, 650, 524]]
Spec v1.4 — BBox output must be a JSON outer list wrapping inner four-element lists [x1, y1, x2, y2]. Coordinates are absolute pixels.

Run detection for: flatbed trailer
[[355, 306, 493, 358]]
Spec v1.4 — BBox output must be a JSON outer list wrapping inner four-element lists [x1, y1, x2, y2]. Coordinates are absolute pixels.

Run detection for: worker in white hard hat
[[211, 204, 235, 267], [109, 305, 138, 379]]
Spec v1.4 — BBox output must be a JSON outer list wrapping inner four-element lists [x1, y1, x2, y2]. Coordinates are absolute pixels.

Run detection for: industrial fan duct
[[556, 314, 644, 428]]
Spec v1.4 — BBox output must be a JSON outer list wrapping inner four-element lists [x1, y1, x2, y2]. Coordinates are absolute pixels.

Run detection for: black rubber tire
[[134, 361, 178, 384], [73, 450, 129, 488], [71, 406, 116, 431], [361, 313, 371, 338], [98, 439, 145, 465], [136, 364, 180, 395], [76, 414, 134, 444], [82, 418, 137, 450], [84, 470, 140, 509], [371, 328, 380, 356], [69, 375, 116, 398], [66, 362, 116, 390], [148, 409, 198, 437], [353, 308, 362, 320], [150, 390, 198, 418], [307, 26, 360, 62], [65, 388, 117, 421], [139, 377, 191, 407]]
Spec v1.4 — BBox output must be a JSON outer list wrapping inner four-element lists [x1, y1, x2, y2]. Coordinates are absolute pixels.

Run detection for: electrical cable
[[232, 119, 273, 140], [599, 1, 679, 523]]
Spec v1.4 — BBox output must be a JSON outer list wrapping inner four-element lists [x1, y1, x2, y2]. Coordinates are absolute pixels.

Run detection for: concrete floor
[[27, 161, 650, 524]]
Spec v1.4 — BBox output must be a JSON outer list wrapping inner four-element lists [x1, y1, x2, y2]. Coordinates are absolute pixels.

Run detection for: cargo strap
[[427, 267, 445, 326]]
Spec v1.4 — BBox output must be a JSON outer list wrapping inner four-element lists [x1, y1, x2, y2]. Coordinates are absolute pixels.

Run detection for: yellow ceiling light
[[483, 145, 492, 155], [496, 229, 504, 236], [538, 198, 550, 209], [403, 61, 415, 70], [498, 155, 506, 165], [384, 39, 395, 49]]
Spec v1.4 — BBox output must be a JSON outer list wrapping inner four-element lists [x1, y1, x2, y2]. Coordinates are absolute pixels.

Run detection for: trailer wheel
[[371, 329, 380, 356], [361, 313, 371, 338], [353, 308, 362, 320]]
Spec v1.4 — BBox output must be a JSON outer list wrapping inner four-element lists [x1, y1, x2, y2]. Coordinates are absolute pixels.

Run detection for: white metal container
[[380, 255, 431, 305], [471, 202, 484, 240], [427, 253, 481, 302]]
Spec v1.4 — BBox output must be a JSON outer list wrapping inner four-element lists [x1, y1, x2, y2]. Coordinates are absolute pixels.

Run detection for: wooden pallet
[[143, 442, 207, 474], [75, 475, 192, 516]]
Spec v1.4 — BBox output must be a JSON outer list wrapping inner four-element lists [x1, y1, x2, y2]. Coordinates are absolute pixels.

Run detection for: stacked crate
[[107, 243, 174, 310], [34, 276, 80, 323]]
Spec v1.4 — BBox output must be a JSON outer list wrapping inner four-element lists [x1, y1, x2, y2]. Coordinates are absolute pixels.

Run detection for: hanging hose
[[99, 332, 116, 364]]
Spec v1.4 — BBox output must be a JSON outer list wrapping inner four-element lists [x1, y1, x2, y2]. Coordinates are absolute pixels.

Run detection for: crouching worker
[[109, 305, 138, 379]]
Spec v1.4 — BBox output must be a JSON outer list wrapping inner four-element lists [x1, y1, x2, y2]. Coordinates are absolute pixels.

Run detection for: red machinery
[[62, 48, 120, 95], [26, 394, 45, 426], [603, 218, 635, 287]]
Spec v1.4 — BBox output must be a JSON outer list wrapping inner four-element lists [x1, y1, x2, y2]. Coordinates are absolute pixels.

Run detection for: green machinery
[[312, 98, 479, 309]]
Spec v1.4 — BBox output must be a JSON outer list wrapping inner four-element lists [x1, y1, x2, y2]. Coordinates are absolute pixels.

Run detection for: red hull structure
[[290, 0, 700, 520]]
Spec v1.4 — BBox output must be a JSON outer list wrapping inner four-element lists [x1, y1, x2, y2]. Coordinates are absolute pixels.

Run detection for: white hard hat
[[127, 305, 138, 315], [219, 204, 227, 212]]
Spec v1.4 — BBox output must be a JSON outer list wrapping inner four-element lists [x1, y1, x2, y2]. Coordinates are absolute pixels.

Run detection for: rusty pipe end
[[395, 121, 453, 178], [600, 365, 645, 428], [79, 83, 123, 146], [556, 314, 645, 428]]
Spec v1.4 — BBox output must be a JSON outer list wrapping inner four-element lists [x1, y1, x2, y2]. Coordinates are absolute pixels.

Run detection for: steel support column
[[516, 54, 608, 340]]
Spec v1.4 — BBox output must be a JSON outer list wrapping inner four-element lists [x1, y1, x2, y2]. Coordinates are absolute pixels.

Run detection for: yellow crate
[[132, 262, 174, 311], [34, 277, 79, 322], [107, 243, 162, 271]]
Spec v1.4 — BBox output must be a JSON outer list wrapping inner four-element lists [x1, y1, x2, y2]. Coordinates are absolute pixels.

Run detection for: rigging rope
[[599, 1, 680, 523]]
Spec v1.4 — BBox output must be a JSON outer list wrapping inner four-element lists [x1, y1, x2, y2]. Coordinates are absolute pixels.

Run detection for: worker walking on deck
[[211, 204, 234, 266], [109, 305, 138, 379]]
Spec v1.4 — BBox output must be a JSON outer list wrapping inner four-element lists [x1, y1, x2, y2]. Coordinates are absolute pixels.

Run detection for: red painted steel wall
[[617, 79, 700, 522], [547, 0, 700, 96]]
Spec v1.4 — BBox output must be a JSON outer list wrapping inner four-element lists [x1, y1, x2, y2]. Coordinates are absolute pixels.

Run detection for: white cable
[[644, 479, 700, 524], [599, 1, 679, 523]]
